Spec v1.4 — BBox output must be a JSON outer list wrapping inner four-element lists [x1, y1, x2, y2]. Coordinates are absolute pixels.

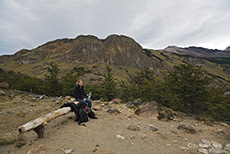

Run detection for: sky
[[0, 0, 230, 55]]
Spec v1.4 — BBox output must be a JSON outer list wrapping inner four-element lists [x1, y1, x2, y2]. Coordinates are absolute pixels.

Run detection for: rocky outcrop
[[103, 35, 154, 69], [1, 34, 155, 69]]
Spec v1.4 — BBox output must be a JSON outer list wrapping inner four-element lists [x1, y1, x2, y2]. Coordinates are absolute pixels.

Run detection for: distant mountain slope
[[164, 46, 230, 57]]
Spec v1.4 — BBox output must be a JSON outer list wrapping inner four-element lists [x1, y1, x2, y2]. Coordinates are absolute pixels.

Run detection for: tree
[[120, 68, 157, 102], [101, 66, 117, 101], [165, 64, 211, 114], [44, 63, 62, 96], [61, 70, 76, 96]]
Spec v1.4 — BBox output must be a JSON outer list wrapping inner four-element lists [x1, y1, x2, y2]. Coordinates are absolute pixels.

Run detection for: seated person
[[74, 80, 92, 109]]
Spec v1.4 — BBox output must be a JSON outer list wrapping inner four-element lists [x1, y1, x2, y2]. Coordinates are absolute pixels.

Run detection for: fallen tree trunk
[[18, 102, 78, 138]]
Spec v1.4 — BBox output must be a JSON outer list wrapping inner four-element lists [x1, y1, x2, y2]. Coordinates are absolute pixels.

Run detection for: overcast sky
[[0, 0, 230, 55]]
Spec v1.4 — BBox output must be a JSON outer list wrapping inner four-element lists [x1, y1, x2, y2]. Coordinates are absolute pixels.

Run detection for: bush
[[158, 106, 176, 120]]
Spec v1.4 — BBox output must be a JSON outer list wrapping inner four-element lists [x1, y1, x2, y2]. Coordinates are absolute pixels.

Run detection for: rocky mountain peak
[[0, 34, 155, 69]]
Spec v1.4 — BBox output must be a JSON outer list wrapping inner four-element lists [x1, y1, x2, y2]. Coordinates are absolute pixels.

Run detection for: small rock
[[93, 105, 102, 111], [148, 124, 159, 131], [211, 141, 223, 150], [70, 98, 75, 102], [188, 143, 198, 149], [0, 90, 6, 95], [125, 101, 134, 108], [224, 144, 230, 152], [213, 129, 226, 136], [209, 148, 226, 154], [179, 146, 188, 151], [202, 139, 212, 146], [198, 148, 209, 154], [65, 96, 71, 100], [198, 139, 211, 149], [199, 143, 210, 149], [39, 95, 45, 100], [188, 143, 194, 149], [166, 144, 171, 147], [55, 100, 61, 104], [224, 91, 230, 96], [139, 133, 147, 139], [111, 98, 121, 104], [132, 98, 142, 106], [64, 149, 73, 154], [106, 108, 120, 114], [128, 135, 135, 139], [219, 122, 228, 127], [127, 124, 140, 131], [177, 124, 196, 134], [116, 134, 125, 140]]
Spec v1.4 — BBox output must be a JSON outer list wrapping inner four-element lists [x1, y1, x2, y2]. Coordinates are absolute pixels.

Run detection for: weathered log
[[18, 102, 78, 137]]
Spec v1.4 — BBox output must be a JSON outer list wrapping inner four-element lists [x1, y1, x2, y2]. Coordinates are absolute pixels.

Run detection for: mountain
[[0, 34, 154, 68], [164, 46, 230, 57], [0, 34, 159, 79], [0, 35, 230, 87]]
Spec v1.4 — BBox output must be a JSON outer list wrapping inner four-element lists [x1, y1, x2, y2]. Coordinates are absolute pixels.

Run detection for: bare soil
[[0, 89, 229, 154]]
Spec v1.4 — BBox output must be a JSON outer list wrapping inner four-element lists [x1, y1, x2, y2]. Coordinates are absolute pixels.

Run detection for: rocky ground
[[0, 89, 230, 154]]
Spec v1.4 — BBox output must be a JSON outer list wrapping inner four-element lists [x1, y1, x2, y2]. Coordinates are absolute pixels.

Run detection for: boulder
[[138, 101, 158, 118], [177, 124, 196, 134], [127, 124, 140, 131]]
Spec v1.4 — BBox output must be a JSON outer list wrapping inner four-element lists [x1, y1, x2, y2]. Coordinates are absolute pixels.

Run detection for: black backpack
[[60, 102, 89, 125], [76, 106, 89, 124]]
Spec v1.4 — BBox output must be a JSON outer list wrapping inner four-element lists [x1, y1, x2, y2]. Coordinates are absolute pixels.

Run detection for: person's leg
[[75, 99, 85, 104], [86, 98, 92, 109]]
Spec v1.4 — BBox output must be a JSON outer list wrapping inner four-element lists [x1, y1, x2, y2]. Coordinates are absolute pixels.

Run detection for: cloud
[[0, 0, 230, 55]]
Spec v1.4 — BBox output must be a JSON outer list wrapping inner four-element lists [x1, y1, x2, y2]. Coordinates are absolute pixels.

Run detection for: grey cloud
[[0, 0, 230, 55]]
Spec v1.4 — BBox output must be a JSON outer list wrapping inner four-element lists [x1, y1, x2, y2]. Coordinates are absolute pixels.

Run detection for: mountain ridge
[[164, 45, 230, 57], [0, 34, 230, 87], [0, 34, 155, 69]]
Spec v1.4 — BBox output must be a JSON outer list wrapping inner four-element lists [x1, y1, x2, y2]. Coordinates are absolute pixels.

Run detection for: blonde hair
[[76, 79, 83, 85]]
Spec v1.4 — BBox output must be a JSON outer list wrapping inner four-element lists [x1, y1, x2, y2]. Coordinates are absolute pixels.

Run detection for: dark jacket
[[74, 84, 87, 100]]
